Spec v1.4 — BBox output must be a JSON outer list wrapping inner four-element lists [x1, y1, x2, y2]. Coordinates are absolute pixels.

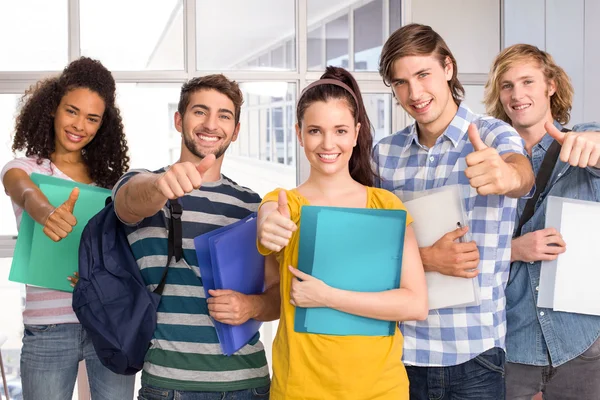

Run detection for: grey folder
[[402, 185, 481, 310]]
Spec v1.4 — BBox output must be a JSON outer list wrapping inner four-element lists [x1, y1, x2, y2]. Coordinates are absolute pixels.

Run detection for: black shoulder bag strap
[[154, 200, 183, 295], [513, 128, 569, 238]]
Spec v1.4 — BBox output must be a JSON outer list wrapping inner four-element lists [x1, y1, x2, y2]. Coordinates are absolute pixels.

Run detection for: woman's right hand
[[258, 190, 297, 252], [43, 187, 80, 242]]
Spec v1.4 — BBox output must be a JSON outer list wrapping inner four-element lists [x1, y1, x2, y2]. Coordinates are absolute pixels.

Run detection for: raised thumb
[[64, 187, 80, 213], [197, 153, 216, 175], [468, 123, 487, 151], [277, 190, 290, 219], [545, 121, 566, 144]]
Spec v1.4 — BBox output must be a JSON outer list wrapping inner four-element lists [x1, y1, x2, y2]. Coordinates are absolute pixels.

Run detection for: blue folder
[[295, 206, 407, 336], [193, 213, 265, 355]]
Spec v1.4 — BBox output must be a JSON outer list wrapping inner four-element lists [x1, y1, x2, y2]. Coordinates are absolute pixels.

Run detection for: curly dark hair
[[11, 57, 129, 189]]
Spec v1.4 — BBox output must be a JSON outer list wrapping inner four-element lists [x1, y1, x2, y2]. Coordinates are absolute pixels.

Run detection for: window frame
[[0, 0, 502, 253]]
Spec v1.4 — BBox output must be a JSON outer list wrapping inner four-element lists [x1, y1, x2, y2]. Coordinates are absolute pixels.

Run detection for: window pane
[[363, 93, 393, 144], [308, 1, 350, 70], [0, 1, 67, 70], [390, 0, 402, 34], [325, 15, 350, 69], [354, 0, 384, 71], [226, 82, 296, 197], [196, 0, 296, 71], [0, 94, 21, 236], [81, 0, 184, 71], [0, 258, 24, 388], [307, 27, 324, 70], [116, 84, 182, 170]]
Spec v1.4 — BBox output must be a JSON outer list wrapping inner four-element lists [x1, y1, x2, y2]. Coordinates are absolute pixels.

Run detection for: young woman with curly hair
[[1, 57, 134, 400]]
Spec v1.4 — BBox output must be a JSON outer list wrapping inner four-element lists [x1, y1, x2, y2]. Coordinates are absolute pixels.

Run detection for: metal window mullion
[[297, 0, 309, 185], [184, 0, 197, 78], [283, 100, 289, 165], [348, 6, 355, 70], [499, 0, 505, 50], [68, 0, 81, 61], [383, 0, 390, 37]]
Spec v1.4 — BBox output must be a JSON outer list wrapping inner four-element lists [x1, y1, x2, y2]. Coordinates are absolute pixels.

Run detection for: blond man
[[485, 44, 600, 400]]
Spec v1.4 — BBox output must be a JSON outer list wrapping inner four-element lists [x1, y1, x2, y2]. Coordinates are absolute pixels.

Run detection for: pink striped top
[[1, 157, 79, 325]]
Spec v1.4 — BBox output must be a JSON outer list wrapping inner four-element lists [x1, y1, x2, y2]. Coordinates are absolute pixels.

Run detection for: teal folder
[[9, 173, 111, 292], [294, 206, 407, 336]]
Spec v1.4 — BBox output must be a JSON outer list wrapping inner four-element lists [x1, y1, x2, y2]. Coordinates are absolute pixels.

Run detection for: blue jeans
[[406, 347, 506, 400], [20, 323, 135, 400], [138, 383, 270, 400]]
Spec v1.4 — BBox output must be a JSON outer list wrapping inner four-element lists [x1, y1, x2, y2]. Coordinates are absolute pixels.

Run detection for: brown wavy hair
[[379, 23, 464, 106], [484, 44, 574, 125], [178, 74, 243, 125], [297, 66, 376, 187], [12, 57, 129, 189]]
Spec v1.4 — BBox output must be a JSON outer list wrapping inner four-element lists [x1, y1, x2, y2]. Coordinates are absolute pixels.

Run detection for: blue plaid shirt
[[373, 103, 529, 367]]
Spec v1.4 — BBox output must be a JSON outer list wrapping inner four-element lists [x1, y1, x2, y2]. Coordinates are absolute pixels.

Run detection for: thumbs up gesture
[[155, 154, 216, 199], [43, 187, 80, 242], [546, 122, 600, 168], [258, 190, 297, 252], [465, 123, 516, 196]]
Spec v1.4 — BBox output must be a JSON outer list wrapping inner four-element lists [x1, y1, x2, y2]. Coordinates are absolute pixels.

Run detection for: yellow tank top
[[258, 186, 412, 400]]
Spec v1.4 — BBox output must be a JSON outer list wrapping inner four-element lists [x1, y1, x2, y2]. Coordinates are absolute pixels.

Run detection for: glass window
[[115, 83, 182, 169], [196, 0, 296, 71], [80, 0, 184, 71], [0, 94, 21, 236], [325, 15, 350, 69], [354, 0, 384, 72], [363, 93, 393, 144], [389, 0, 402, 34], [308, 1, 351, 71], [307, 27, 324, 70], [225, 82, 296, 198], [0, 1, 68, 71], [0, 257, 24, 387]]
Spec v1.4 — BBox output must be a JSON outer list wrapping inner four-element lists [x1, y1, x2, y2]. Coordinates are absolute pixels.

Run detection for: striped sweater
[[113, 169, 269, 392]]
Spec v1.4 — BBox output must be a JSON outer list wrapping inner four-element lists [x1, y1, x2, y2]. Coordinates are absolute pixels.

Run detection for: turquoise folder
[[294, 206, 407, 336], [9, 173, 111, 292]]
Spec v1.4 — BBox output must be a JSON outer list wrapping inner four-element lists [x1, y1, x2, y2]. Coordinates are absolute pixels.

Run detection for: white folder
[[538, 196, 600, 316], [403, 185, 481, 310]]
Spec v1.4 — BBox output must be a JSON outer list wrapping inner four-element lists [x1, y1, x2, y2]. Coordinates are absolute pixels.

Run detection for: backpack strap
[[154, 200, 183, 295], [513, 128, 568, 238]]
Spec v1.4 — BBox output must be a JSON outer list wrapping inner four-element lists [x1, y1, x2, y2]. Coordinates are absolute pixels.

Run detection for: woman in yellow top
[[257, 66, 428, 400]]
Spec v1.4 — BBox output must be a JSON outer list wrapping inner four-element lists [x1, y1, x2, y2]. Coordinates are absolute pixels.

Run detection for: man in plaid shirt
[[374, 24, 535, 399]]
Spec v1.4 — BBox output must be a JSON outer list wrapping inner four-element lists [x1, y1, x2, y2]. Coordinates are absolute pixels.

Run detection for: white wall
[[504, 0, 600, 125], [411, 0, 501, 74]]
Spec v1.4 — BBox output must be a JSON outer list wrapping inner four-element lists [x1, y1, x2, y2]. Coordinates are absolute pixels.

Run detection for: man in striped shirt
[[113, 75, 279, 399], [374, 24, 534, 399]]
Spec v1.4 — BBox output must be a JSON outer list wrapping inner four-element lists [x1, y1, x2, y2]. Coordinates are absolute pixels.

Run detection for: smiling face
[[499, 60, 555, 131], [390, 54, 455, 131], [297, 98, 359, 178], [53, 87, 105, 153], [175, 88, 239, 161]]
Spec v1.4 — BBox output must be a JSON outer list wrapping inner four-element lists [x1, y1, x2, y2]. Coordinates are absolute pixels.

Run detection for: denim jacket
[[506, 121, 600, 366]]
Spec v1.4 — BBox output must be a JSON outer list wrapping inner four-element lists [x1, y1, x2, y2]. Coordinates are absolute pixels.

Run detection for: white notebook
[[403, 185, 481, 310], [538, 196, 600, 316]]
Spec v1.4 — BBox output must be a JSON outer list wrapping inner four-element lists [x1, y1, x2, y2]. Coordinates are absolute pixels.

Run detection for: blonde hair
[[484, 44, 573, 125]]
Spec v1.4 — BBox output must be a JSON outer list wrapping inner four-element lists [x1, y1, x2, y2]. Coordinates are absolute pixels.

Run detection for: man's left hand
[[465, 123, 518, 196], [207, 289, 254, 325], [546, 122, 600, 169]]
